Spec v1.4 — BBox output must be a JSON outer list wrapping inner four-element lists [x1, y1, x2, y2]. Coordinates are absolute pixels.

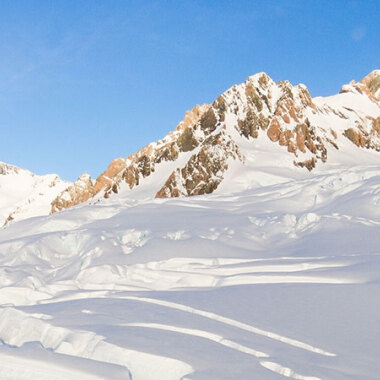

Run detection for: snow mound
[[0, 165, 379, 379]]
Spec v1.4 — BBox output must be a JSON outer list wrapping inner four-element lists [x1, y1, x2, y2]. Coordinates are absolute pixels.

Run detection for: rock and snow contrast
[[0, 162, 71, 226], [0, 71, 380, 379], [51, 70, 380, 209]]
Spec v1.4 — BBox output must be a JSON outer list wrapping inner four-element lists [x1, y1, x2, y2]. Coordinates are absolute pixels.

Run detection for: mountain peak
[[340, 69, 380, 101], [51, 171, 95, 213], [361, 69, 380, 81], [246, 72, 272, 85], [49, 71, 380, 211], [360, 69, 380, 99], [0, 163, 70, 225], [0, 161, 21, 175]]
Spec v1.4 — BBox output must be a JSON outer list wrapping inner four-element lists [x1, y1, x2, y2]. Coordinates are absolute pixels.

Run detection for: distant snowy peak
[[341, 69, 380, 101], [0, 162, 21, 175], [52, 70, 380, 210], [0, 162, 71, 226]]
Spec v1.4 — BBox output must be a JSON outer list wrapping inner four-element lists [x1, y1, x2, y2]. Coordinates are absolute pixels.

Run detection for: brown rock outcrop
[[267, 118, 281, 142], [156, 132, 243, 198], [360, 70, 380, 100], [340, 70, 380, 102], [343, 117, 380, 151], [51, 104, 210, 210], [94, 158, 127, 194], [51, 173, 94, 213], [344, 128, 365, 148]]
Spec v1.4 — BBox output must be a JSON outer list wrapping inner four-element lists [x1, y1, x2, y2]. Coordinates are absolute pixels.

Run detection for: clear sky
[[1, 0, 379, 181]]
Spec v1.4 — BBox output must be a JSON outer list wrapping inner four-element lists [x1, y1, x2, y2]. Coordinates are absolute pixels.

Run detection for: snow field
[[0, 165, 379, 379]]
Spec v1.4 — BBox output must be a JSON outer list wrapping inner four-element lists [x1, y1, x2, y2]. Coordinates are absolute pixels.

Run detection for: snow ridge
[[51, 70, 380, 211], [0, 162, 71, 226]]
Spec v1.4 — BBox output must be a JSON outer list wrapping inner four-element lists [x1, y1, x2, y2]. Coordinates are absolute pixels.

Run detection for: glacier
[[0, 164, 379, 379]]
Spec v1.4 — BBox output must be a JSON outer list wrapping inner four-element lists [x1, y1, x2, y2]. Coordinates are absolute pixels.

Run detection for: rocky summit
[[50, 70, 380, 212], [3, 70, 380, 225]]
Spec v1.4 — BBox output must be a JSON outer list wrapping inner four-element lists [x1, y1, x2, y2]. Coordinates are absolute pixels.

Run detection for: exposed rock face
[[343, 116, 380, 151], [94, 158, 126, 194], [156, 132, 243, 198], [51, 70, 380, 209], [176, 104, 210, 132], [117, 104, 211, 193], [51, 173, 94, 213], [52, 104, 211, 208], [336, 71, 380, 150], [340, 70, 380, 101], [360, 70, 380, 100]]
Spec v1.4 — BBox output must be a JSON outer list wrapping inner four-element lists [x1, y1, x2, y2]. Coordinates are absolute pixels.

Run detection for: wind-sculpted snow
[[0, 166, 379, 379]]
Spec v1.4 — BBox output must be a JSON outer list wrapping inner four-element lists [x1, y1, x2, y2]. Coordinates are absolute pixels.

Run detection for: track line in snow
[[123, 322, 269, 358], [260, 361, 322, 380], [139, 257, 351, 275], [121, 296, 336, 357], [125, 323, 323, 380]]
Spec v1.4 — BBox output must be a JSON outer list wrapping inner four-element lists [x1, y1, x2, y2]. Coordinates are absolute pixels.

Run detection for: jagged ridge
[[51, 70, 380, 211]]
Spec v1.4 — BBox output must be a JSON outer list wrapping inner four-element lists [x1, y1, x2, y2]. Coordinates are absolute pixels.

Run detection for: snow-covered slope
[[0, 164, 379, 379], [0, 162, 71, 226], [51, 70, 380, 211], [5, 71, 379, 226], [1, 71, 380, 379]]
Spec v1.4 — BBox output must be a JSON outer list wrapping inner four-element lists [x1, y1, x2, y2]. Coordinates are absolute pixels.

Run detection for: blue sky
[[1, 0, 379, 181]]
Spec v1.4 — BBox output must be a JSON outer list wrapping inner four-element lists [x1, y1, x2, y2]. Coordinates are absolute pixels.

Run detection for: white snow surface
[[1, 73, 380, 378], [0, 164, 379, 379], [0, 162, 71, 226]]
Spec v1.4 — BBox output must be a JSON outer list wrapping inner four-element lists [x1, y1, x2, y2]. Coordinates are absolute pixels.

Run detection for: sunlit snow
[[0, 164, 379, 379]]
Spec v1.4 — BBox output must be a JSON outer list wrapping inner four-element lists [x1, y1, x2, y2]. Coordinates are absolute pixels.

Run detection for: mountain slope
[[0, 164, 379, 379], [1, 71, 379, 379], [0, 162, 71, 226], [52, 70, 380, 211]]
